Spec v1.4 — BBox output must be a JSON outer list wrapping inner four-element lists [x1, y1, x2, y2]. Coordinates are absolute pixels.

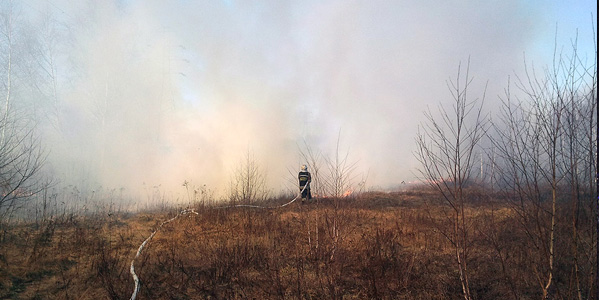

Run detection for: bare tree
[[0, 0, 15, 144], [0, 2, 47, 226], [294, 134, 359, 199], [491, 29, 597, 299], [322, 132, 358, 198], [415, 59, 488, 300], [0, 110, 46, 224], [27, 9, 68, 132], [296, 139, 325, 198], [229, 149, 268, 205], [555, 32, 597, 300]]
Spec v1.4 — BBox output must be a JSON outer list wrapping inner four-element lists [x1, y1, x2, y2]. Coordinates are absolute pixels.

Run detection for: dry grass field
[[0, 189, 595, 299]]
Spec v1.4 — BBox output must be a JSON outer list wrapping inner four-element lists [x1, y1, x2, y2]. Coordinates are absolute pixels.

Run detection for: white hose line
[[129, 209, 198, 300], [129, 185, 309, 300]]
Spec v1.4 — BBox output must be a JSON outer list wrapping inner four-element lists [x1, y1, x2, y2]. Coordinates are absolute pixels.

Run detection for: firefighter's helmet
[[301, 164, 308, 171]]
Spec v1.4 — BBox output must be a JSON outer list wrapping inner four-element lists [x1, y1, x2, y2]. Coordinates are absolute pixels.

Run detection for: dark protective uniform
[[298, 170, 312, 201]]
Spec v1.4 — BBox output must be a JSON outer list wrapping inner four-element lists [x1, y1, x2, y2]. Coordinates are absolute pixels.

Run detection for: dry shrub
[[0, 189, 594, 299]]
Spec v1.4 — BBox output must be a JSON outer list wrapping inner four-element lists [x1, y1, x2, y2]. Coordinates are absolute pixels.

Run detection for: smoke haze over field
[[3, 0, 596, 201]]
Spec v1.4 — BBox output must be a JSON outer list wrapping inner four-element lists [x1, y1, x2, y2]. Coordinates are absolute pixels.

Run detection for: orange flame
[[342, 189, 353, 197]]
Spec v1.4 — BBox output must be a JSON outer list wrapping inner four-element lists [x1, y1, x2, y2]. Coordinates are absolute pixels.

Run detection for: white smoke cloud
[[10, 0, 596, 201]]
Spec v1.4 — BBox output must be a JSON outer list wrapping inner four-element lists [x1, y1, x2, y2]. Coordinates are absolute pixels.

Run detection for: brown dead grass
[[0, 190, 594, 299]]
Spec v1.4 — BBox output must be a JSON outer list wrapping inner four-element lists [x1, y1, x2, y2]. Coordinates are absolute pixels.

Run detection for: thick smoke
[[8, 0, 597, 202]]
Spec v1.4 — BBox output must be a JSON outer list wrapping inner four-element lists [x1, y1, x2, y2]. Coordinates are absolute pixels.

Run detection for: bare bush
[[296, 139, 325, 197], [228, 150, 268, 205], [415, 59, 489, 300], [296, 134, 360, 200]]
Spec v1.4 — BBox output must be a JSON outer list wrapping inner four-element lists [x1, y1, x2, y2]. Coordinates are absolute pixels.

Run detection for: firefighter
[[298, 164, 312, 203]]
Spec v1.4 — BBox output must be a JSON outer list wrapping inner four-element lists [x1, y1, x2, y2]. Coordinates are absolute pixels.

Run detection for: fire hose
[[129, 184, 309, 300]]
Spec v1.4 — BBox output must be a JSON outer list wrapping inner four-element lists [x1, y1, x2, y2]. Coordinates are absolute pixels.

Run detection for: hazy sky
[[11, 0, 598, 200]]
